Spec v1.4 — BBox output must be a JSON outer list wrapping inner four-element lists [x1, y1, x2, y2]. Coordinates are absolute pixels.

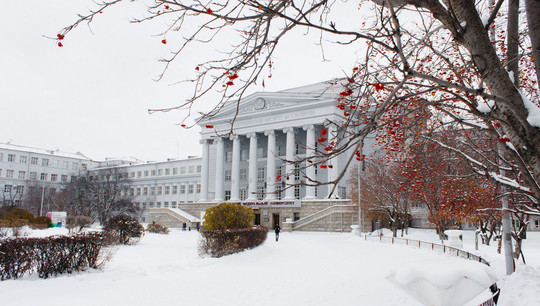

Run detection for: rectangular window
[[241, 149, 248, 161], [180, 185, 186, 194], [172, 185, 178, 194], [137, 187, 141, 196], [165, 185, 170, 195], [156, 202, 161, 208], [31, 157, 38, 165], [72, 162, 79, 170], [295, 186, 300, 199], [276, 185, 282, 200], [225, 170, 232, 181], [4, 185, 12, 193], [30, 172, 37, 180], [165, 168, 170, 175], [144, 170, 149, 177], [295, 164, 301, 181], [189, 166, 194, 173], [15, 186, 24, 195], [240, 168, 247, 180], [164, 201, 169, 208], [240, 189, 247, 201], [157, 186, 162, 195], [197, 184, 201, 193], [6, 170, 14, 178], [150, 187, 155, 195], [61, 175, 68, 183], [188, 184, 194, 194], [19, 156, 27, 164], [143, 187, 148, 196], [196, 165, 201, 173], [257, 147, 264, 158], [257, 186, 265, 200], [151, 170, 156, 176], [257, 168, 265, 183], [158, 169, 163, 176], [42, 158, 49, 166], [225, 152, 232, 162], [130, 188, 135, 196], [225, 190, 231, 201], [148, 202, 154, 208], [51, 174, 58, 182], [8, 154, 16, 162], [294, 213, 300, 221], [181, 167, 186, 174], [81, 163, 87, 170], [63, 161, 69, 169], [137, 171, 142, 178], [173, 168, 178, 175], [172, 201, 177, 209]]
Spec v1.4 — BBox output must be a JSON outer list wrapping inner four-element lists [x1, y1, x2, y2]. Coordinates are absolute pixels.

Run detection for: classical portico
[[198, 82, 351, 204]]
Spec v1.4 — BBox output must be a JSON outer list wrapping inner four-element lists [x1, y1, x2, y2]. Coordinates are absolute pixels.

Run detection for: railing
[[292, 205, 357, 230], [364, 234, 490, 266], [364, 234, 500, 305]]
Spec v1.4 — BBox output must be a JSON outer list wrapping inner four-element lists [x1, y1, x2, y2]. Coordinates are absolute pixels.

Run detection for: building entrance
[[273, 213, 280, 228], [254, 213, 261, 226]]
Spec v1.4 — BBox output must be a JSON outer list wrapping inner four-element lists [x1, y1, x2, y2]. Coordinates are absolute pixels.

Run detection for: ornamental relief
[[239, 98, 286, 113]]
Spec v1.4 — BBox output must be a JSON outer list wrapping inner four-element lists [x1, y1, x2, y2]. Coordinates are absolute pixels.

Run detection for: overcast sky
[[1, 0, 362, 162]]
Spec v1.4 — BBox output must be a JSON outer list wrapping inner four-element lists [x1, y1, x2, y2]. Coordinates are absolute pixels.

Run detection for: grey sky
[[1, 0, 360, 162]]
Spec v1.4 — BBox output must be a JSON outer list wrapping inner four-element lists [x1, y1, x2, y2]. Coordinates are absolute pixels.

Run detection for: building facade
[[0, 142, 96, 211]]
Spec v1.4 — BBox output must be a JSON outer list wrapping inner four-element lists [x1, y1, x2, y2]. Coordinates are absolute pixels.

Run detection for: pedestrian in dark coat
[[274, 224, 281, 241]]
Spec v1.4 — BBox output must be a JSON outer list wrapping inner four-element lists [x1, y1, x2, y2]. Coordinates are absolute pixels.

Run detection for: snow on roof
[[169, 208, 201, 222], [0, 142, 92, 160]]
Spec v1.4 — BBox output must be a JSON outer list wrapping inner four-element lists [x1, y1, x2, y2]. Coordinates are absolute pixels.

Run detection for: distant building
[[0, 142, 97, 210]]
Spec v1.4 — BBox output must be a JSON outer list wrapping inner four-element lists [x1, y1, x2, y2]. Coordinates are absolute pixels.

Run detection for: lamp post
[[357, 153, 363, 235], [39, 179, 45, 217]]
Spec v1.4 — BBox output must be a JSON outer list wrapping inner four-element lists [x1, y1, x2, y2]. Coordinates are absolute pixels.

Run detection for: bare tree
[[60, 1, 539, 208], [58, 168, 136, 224]]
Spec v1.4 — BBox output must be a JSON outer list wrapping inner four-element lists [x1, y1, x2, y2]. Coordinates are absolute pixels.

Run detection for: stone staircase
[[148, 208, 201, 228], [284, 205, 359, 232]]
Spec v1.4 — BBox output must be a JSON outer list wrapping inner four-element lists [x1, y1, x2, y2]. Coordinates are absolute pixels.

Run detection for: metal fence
[[364, 234, 490, 266]]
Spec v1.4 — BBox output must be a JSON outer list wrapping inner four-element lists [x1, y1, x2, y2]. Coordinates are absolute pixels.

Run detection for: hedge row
[[0, 233, 104, 280], [199, 226, 268, 258]]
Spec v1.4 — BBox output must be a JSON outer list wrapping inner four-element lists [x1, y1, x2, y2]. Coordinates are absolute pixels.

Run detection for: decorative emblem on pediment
[[240, 98, 286, 113]]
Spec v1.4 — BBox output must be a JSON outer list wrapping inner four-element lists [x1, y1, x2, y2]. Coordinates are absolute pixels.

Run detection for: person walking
[[274, 224, 281, 241]]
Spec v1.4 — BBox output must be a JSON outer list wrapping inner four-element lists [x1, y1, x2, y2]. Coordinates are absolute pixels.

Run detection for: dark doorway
[[273, 213, 280, 228], [254, 213, 261, 226]]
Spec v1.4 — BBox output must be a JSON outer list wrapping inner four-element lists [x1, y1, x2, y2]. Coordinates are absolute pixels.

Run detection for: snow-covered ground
[[1, 227, 539, 305]]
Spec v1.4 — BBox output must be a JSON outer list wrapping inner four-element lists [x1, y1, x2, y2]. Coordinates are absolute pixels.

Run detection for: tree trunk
[[447, 0, 540, 205], [507, 0, 520, 87], [525, 0, 540, 87]]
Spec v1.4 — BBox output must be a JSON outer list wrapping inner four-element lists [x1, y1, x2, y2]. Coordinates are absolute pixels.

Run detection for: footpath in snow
[[1, 229, 539, 305]]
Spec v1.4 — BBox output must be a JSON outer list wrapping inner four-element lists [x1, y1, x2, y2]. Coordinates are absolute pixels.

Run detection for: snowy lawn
[[1, 228, 539, 305]]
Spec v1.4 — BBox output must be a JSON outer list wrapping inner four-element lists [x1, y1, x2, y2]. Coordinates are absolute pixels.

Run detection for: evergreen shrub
[[203, 202, 254, 231]]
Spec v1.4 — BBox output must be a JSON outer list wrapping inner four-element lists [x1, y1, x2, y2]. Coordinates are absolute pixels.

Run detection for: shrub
[[66, 216, 92, 233], [203, 203, 254, 231], [2, 208, 34, 226], [199, 226, 268, 258], [12, 220, 29, 237], [146, 223, 170, 234], [103, 215, 144, 245], [0, 233, 104, 280], [31, 216, 52, 230]]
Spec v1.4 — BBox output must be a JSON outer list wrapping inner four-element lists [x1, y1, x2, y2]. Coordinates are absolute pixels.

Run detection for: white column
[[283, 127, 295, 200], [199, 139, 210, 201], [213, 138, 225, 202], [265, 130, 276, 200], [303, 125, 316, 199], [328, 124, 339, 198], [247, 133, 258, 201], [230, 135, 241, 201]]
